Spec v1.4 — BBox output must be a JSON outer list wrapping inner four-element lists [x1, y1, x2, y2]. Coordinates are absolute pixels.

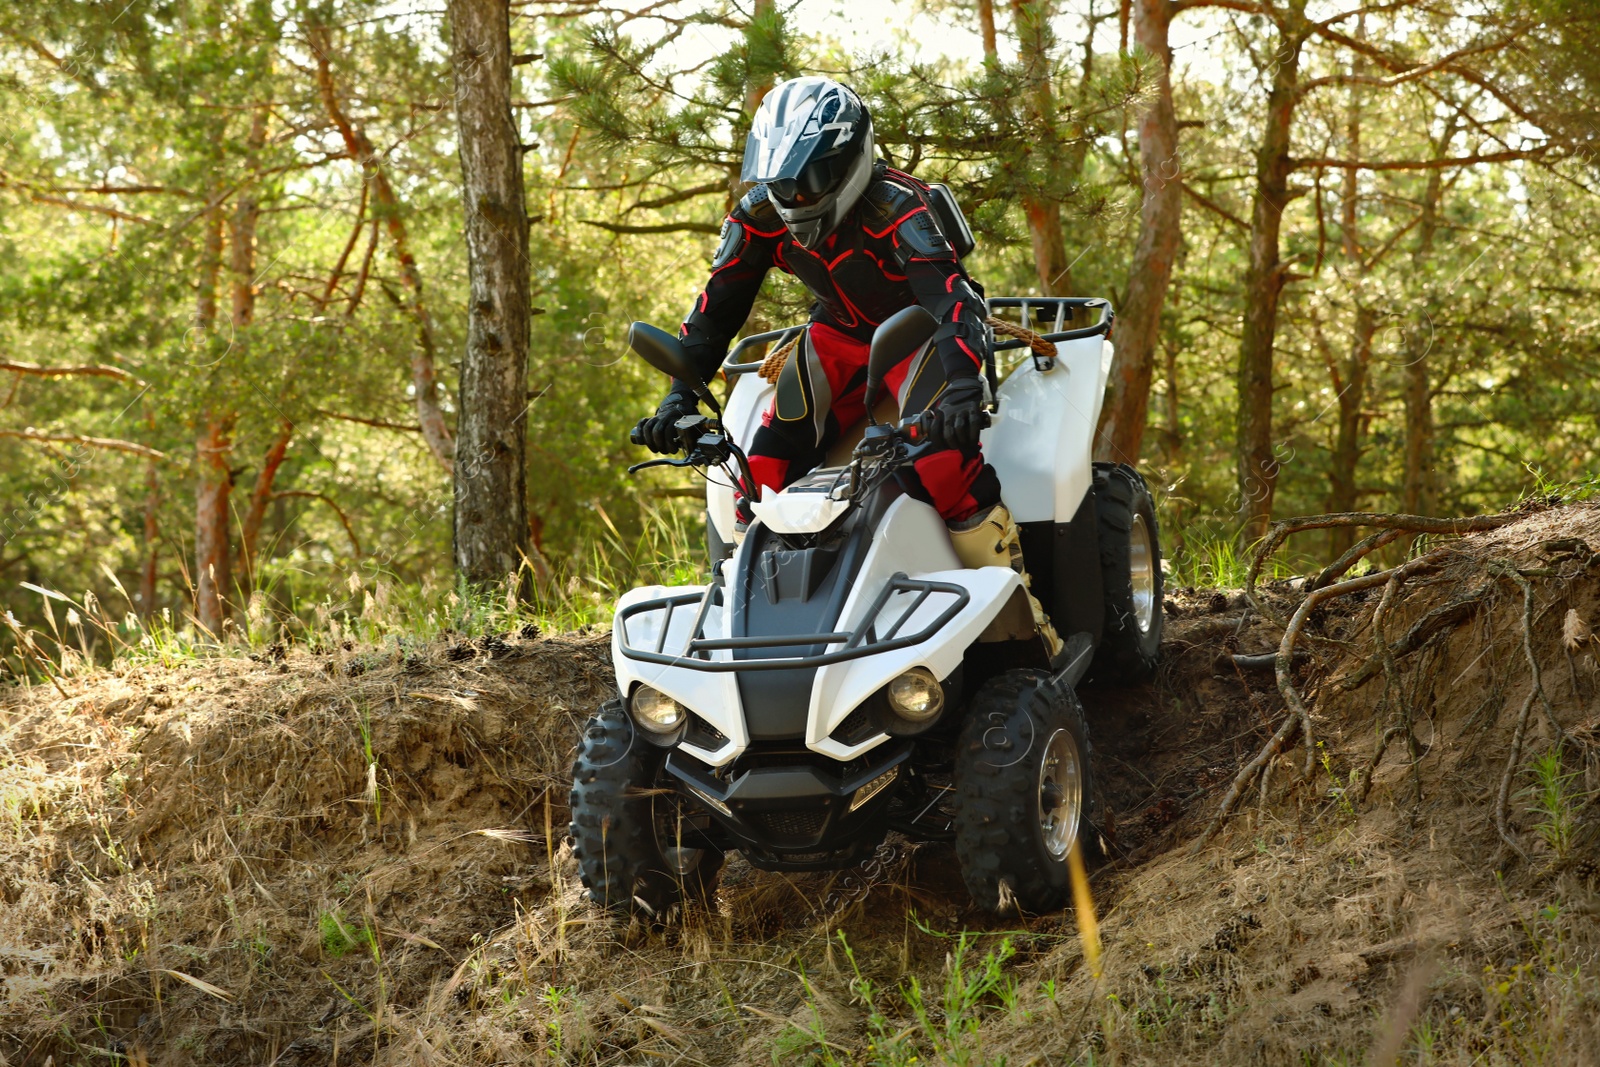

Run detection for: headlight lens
[[631, 686, 685, 732], [886, 668, 944, 722]]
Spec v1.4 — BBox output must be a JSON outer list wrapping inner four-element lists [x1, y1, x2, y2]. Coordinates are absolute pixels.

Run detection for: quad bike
[[570, 286, 1163, 918]]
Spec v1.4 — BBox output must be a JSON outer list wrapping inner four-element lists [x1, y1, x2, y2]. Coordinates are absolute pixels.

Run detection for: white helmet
[[742, 77, 875, 251]]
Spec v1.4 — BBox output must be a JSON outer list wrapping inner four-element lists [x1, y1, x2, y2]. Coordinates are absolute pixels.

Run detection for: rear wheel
[[953, 670, 1096, 914], [1090, 463, 1163, 683], [569, 700, 724, 919]]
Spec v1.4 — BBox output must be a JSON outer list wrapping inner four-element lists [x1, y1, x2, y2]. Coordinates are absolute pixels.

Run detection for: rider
[[633, 76, 1060, 657]]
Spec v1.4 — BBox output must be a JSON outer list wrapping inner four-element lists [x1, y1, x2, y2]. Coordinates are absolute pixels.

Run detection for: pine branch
[[1292, 146, 1552, 171], [581, 219, 720, 235], [0, 360, 143, 385], [0, 429, 165, 460]]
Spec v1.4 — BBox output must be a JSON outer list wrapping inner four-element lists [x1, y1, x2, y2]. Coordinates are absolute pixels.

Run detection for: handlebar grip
[[629, 424, 645, 446]]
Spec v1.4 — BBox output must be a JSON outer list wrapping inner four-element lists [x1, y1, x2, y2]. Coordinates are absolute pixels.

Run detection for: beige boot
[[948, 505, 1064, 659]]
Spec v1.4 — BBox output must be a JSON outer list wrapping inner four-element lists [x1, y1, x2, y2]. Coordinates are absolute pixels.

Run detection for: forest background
[[1, 0, 1596, 654]]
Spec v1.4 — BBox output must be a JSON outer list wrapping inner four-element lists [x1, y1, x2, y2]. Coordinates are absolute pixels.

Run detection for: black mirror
[[628, 321, 720, 414], [862, 306, 938, 420]]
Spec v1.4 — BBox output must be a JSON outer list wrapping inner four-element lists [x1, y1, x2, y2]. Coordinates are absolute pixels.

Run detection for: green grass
[[317, 909, 375, 960], [1, 499, 708, 683], [1522, 746, 1587, 862], [1166, 535, 1307, 589]]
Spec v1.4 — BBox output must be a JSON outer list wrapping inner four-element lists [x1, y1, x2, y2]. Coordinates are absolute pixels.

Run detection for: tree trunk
[[1401, 331, 1433, 515], [139, 459, 160, 620], [1233, 2, 1307, 546], [448, 0, 531, 586], [192, 100, 263, 637], [1326, 60, 1371, 556], [1403, 163, 1445, 517], [237, 421, 293, 594], [1011, 0, 1072, 296], [197, 206, 223, 341], [1326, 308, 1373, 546], [730, 0, 776, 211], [312, 26, 456, 472], [1094, 0, 1181, 465], [741, 0, 776, 118], [978, 0, 999, 60], [193, 413, 234, 636]]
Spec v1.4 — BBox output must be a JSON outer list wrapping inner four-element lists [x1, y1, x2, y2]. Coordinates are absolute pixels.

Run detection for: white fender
[[610, 584, 745, 766], [804, 495, 1027, 759], [984, 335, 1115, 523]]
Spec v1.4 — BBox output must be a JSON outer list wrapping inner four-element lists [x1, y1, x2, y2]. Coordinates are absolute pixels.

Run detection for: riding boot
[[947, 504, 1063, 659]]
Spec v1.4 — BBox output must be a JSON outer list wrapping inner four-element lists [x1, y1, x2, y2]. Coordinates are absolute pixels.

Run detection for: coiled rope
[[752, 316, 1056, 385]]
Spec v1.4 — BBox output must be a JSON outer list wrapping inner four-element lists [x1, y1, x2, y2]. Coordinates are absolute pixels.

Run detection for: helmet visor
[[768, 153, 849, 207]]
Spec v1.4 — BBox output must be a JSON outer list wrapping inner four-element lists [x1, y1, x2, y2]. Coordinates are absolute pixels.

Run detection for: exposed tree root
[[1373, 569, 1424, 813], [1310, 528, 1406, 592], [1193, 555, 1447, 854], [1339, 586, 1490, 691], [1354, 725, 1407, 806], [1488, 559, 1563, 858], [1245, 511, 1525, 627], [1191, 506, 1534, 854]]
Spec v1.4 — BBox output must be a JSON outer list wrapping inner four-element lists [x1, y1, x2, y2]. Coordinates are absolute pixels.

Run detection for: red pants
[[746, 321, 1000, 522]]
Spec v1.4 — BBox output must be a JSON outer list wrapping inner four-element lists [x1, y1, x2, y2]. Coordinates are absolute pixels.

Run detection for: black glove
[[931, 377, 988, 451], [633, 386, 699, 454]]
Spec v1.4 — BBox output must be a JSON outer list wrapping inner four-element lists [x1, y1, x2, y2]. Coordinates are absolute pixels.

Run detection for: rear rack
[[616, 572, 970, 672], [719, 299, 1113, 378], [987, 297, 1114, 371]]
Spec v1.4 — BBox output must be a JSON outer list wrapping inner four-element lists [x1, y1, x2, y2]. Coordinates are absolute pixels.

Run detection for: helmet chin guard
[[743, 77, 875, 251]]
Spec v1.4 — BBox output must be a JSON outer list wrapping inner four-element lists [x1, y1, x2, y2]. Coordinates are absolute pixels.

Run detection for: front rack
[[616, 573, 970, 672]]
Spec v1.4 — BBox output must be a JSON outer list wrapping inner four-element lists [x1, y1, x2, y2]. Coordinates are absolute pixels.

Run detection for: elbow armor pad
[[927, 272, 985, 321]]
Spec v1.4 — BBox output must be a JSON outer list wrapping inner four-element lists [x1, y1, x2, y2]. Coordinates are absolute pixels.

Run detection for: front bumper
[[664, 742, 911, 870]]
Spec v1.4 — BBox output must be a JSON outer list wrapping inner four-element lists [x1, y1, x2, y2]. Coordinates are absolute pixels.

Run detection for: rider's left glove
[[634, 385, 700, 455], [932, 377, 988, 451]]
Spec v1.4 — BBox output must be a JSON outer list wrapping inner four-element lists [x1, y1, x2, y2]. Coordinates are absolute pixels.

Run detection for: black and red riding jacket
[[677, 162, 988, 384]]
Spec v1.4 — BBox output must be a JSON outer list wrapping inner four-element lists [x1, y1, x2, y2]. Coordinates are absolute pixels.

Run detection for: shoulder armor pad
[[711, 215, 743, 269], [861, 174, 920, 226], [733, 184, 787, 238], [898, 205, 955, 258]]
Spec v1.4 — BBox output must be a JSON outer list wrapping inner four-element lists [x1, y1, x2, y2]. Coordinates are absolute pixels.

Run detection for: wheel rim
[[1129, 512, 1156, 634], [653, 797, 703, 876], [1037, 728, 1083, 860]]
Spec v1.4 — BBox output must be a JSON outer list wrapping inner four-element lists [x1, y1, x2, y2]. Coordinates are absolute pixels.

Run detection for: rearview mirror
[[862, 306, 938, 420], [628, 322, 720, 414]]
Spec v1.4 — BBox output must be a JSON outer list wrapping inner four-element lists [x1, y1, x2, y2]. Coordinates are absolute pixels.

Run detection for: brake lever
[[627, 456, 692, 474]]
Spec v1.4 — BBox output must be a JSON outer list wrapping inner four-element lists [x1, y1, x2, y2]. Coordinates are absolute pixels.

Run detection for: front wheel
[[569, 700, 724, 919], [953, 671, 1096, 914]]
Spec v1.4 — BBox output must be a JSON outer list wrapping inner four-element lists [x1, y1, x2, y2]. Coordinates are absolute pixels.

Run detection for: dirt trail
[[4, 506, 1600, 1065]]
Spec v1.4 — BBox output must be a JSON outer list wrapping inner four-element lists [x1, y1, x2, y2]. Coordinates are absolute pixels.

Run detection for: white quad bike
[[570, 289, 1163, 917]]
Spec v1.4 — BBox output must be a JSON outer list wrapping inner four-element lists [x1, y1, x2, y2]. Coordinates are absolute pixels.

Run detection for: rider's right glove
[[932, 376, 988, 451], [634, 386, 699, 455]]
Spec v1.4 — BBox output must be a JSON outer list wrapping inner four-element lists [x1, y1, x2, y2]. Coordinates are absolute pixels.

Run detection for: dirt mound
[[4, 505, 1600, 1065], [0, 632, 612, 1064]]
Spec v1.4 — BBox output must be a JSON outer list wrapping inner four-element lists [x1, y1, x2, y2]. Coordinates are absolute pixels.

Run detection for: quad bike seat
[[822, 393, 901, 468]]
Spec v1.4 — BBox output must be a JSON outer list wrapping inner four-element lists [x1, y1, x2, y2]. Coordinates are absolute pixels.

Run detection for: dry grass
[[3, 506, 1600, 1065]]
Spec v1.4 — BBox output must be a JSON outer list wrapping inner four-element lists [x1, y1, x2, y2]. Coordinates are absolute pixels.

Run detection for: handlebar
[[627, 413, 758, 502]]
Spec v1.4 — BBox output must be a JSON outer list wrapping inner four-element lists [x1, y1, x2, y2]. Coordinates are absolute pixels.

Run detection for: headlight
[[886, 668, 944, 722], [630, 686, 685, 732]]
